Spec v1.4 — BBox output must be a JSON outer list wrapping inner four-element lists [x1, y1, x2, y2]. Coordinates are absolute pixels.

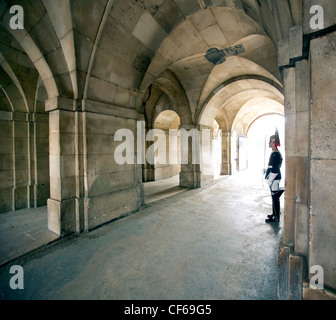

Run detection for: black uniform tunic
[[265, 150, 283, 181]]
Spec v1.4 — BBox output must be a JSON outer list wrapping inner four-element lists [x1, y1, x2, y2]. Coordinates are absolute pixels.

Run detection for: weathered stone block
[[0, 138, 13, 154], [310, 159, 336, 290], [295, 203, 309, 256], [14, 186, 28, 211], [284, 156, 296, 199], [35, 183, 50, 207], [0, 187, 12, 212], [48, 198, 76, 236], [0, 169, 13, 188], [283, 198, 295, 246], [278, 246, 290, 300], [295, 157, 309, 204], [49, 175, 76, 201], [87, 75, 117, 104], [295, 59, 309, 112], [86, 185, 142, 230], [0, 153, 13, 171], [15, 137, 28, 154], [289, 25, 303, 60], [51, 108, 76, 132], [0, 120, 13, 137], [295, 111, 309, 157], [132, 11, 167, 53], [283, 67, 296, 115], [87, 169, 136, 198], [15, 168, 29, 185], [289, 255, 303, 300], [278, 38, 290, 67]]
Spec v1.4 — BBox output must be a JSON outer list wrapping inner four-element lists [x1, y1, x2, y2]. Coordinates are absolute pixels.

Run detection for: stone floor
[[0, 175, 186, 268], [0, 206, 58, 267], [0, 170, 284, 300]]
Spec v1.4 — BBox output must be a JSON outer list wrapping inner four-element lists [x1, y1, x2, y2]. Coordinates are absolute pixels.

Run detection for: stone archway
[[152, 109, 181, 181]]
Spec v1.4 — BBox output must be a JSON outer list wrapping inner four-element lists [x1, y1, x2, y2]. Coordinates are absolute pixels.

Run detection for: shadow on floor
[[0, 175, 186, 267]]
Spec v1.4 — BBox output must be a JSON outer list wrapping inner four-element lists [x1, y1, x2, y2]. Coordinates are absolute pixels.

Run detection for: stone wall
[[153, 129, 181, 181], [83, 110, 143, 231], [309, 31, 336, 292], [46, 98, 144, 236], [0, 111, 49, 213], [279, 12, 336, 298], [0, 116, 13, 212]]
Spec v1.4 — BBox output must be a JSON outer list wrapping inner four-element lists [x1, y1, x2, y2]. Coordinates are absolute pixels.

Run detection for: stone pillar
[[46, 97, 79, 237], [12, 113, 30, 211], [294, 59, 310, 258], [0, 112, 13, 212], [152, 128, 181, 181], [143, 135, 155, 182], [179, 125, 201, 188], [0, 111, 50, 213], [200, 125, 214, 187], [32, 112, 50, 208], [178, 124, 214, 188], [282, 66, 296, 248], [309, 31, 336, 292], [231, 131, 237, 174], [80, 99, 143, 231], [278, 20, 336, 299], [221, 131, 231, 175], [278, 24, 305, 300]]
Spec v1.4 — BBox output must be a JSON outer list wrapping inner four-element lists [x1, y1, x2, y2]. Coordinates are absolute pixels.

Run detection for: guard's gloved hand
[[268, 172, 278, 187]]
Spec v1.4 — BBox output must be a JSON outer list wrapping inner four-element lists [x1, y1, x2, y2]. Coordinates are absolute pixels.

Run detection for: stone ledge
[[303, 282, 336, 300]]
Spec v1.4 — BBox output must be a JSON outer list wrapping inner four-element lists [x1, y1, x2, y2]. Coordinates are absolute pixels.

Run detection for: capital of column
[[45, 95, 77, 112]]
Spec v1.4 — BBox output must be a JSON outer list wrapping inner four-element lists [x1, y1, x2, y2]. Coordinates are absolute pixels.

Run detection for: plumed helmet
[[270, 129, 281, 147]]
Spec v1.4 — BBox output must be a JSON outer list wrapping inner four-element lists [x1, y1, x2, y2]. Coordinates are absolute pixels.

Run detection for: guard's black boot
[[265, 216, 277, 223], [273, 194, 281, 222], [266, 198, 279, 223]]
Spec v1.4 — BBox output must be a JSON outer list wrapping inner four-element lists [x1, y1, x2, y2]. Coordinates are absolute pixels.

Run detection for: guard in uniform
[[265, 130, 284, 223]]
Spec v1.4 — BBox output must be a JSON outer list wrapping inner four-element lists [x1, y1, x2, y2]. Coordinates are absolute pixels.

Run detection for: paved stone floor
[[0, 206, 58, 267], [0, 170, 284, 300]]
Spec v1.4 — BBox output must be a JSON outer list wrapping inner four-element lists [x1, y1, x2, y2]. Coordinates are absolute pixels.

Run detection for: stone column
[[81, 99, 143, 231], [278, 21, 336, 299], [0, 112, 13, 212], [179, 124, 214, 188], [12, 113, 30, 211], [294, 59, 310, 258], [46, 97, 79, 237], [179, 124, 201, 188], [282, 66, 296, 248], [309, 31, 336, 292], [143, 135, 155, 182], [200, 125, 214, 187], [32, 112, 50, 208], [221, 131, 231, 175], [278, 25, 306, 300]]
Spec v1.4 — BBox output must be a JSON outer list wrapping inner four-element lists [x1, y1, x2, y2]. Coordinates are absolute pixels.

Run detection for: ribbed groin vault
[[0, 0, 335, 299]]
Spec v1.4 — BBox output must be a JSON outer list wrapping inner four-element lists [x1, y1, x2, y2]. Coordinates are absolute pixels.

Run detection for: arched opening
[[247, 114, 285, 177], [199, 78, 284, 177], [143, 109, 190, 204], [153, 110, 181, 181]]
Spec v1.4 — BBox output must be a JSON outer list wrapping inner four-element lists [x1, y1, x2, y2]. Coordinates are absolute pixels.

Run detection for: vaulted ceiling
[[0, 0, 302, 134]]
